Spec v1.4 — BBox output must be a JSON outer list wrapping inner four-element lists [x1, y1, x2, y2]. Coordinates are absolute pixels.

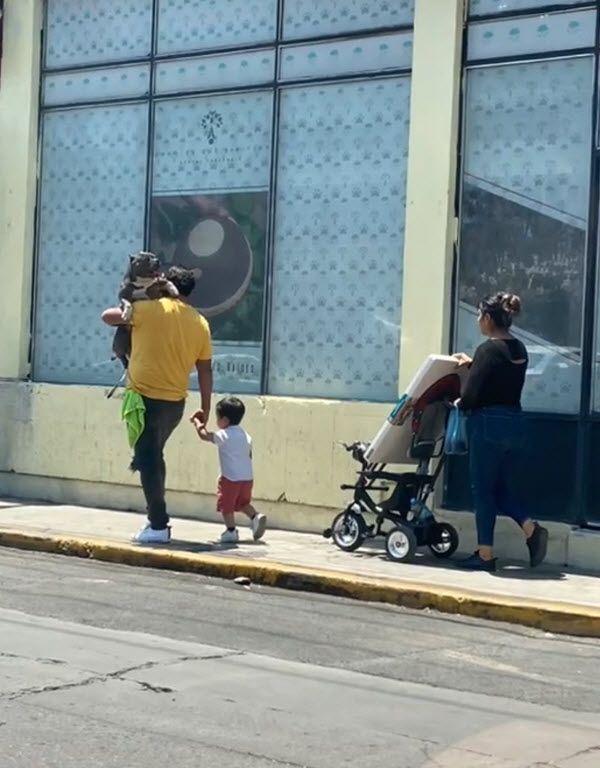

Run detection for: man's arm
[[101, 307, 128, 327], [192, 359, 212, 425]]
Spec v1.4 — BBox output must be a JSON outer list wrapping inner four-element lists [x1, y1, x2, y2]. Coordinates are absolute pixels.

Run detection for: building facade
[[1, 0, 599, 565]]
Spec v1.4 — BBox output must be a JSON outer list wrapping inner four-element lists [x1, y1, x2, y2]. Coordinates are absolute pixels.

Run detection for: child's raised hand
[[191, 416, 204, 432], [191, 417, 212, 442]]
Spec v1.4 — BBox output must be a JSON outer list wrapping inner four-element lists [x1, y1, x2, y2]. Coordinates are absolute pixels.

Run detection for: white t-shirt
[[213, 425, 253, 482]]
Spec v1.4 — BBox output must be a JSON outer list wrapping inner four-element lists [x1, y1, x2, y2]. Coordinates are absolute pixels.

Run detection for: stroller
[[323, 374, 461, 563]]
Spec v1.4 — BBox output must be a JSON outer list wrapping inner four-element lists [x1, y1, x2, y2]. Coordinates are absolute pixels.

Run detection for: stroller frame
[[323, 400, 459, 563]]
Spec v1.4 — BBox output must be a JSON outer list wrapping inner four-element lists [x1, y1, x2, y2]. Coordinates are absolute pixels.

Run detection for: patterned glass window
[[151, 93, 274, 394], [45, 0, 153, 68], [269, 78, 411, 401], [157, 0, 277, 55], [43, 64, 151, 106], [470, 0, 586, 18], [37, 0, 415, 402], [457, 57, 594, 413], [155, 50, 276, 95], [34, 105, 149, 385], [468, 9, 596, 60], [280, 32, 413, 81], [283, 0, 415, 40]]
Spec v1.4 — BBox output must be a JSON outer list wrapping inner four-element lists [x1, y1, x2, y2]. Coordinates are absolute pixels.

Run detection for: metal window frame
[[32, 0, 414, 399], [452, 4, 600, 527]]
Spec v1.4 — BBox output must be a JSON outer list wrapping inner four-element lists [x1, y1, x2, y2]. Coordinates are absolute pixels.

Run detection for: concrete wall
[[0, 381, 389, 531]]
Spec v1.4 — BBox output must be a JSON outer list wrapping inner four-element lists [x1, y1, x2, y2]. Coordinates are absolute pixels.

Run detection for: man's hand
[[190, 409, 207, 426]]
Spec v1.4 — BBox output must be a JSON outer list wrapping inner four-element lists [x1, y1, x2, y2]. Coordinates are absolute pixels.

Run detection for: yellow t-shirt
[[128, 298, 212, 402]]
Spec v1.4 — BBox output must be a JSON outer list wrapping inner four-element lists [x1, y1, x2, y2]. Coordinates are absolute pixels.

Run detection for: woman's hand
[[453, 352, 472, 367]]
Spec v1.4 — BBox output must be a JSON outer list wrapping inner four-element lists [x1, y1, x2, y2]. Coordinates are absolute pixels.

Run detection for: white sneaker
[[220, 528, 239, 544], [251, 513, 267, 541], [132, 524, 171, 544]]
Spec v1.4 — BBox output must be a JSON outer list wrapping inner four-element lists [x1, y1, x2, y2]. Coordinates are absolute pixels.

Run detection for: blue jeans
[[468, 407, 530, 547]]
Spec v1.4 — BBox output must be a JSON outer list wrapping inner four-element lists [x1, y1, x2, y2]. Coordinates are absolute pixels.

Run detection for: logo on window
[[201, 111, 223, 145]]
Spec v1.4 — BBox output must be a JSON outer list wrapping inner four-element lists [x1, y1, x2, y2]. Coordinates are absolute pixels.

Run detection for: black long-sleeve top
[[459, 338, 528, 412]]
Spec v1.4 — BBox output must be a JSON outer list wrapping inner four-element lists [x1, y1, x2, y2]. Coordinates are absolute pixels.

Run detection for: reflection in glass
[[457, 58, 594, 413]]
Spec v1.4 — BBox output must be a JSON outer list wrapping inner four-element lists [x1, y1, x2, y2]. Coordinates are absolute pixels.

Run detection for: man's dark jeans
[[131, 396, 185, 530]]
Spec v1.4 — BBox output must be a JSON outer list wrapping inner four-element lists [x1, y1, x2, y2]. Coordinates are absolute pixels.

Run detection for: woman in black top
[[454, 292, 548, 572]]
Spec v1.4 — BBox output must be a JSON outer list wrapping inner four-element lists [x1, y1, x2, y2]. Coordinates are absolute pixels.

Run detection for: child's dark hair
[[216, 396, 245, 426]]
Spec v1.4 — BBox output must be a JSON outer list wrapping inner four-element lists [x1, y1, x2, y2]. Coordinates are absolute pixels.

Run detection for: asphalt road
[[0, 548, 599, 767]]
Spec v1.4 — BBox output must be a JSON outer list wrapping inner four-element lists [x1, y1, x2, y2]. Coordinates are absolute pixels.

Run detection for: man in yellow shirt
[[102, 265, 212, 544]]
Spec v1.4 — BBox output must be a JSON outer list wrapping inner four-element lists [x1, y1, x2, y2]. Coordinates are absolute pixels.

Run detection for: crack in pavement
[[16, 694, 319, 768], [0, 650, 65, 665], [420, 739, 531, 767], [9, 672, 534, 768], [1, 650, 245, 702], [564, 744, 600, 761], [132, 681, 174, 694], [567, 744, 600, 760]]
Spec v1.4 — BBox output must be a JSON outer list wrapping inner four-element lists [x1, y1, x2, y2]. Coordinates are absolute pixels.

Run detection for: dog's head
[[127, 251, 160, 281]]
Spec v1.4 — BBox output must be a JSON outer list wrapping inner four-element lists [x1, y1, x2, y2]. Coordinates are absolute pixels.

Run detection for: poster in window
[[150, 191, 267, 392]]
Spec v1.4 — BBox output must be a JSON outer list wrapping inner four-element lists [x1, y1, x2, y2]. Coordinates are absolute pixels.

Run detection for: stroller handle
[[336, 441, 360, 452], [336, 440, 369, 466]]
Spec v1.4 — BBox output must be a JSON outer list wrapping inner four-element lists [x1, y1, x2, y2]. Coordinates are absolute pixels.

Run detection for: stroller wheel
[[331, 510, 366, 552], [385, 524, 417, 563], [428, 523, 459, 559]]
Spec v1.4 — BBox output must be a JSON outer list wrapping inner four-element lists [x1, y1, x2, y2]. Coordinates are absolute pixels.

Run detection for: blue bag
[[444, 406, 469, 456]]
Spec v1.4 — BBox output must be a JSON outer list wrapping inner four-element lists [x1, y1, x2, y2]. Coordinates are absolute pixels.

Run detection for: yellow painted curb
[[0, 528, 598, 638]]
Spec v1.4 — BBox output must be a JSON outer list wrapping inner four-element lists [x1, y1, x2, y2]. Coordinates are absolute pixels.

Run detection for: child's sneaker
[[251, 513, 267, 541], [220, 528, 239, 544]]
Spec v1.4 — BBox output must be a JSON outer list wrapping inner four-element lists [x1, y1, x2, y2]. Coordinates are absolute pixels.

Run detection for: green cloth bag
[[121, 390, 146, 448]]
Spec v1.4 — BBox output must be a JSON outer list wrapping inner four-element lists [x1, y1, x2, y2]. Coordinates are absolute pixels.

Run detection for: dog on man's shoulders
[[111, 250, 178, 370]]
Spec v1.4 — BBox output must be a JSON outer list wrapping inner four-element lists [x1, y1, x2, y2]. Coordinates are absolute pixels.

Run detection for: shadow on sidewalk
[[489, 562, 566, 581], [166, 538, 268, 557], [0, 499, 56, 510], [336, 546, 568, 581]]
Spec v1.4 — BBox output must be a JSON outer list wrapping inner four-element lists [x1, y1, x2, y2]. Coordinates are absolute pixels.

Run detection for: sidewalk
[[1, 498, 599, 637]]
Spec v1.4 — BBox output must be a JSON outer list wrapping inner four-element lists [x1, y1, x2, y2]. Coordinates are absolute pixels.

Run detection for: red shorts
[[217, 476, 253, 514]]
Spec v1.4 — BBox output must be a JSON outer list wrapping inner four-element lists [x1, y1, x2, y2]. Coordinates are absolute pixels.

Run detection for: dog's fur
[[112, 251, 179, 368]]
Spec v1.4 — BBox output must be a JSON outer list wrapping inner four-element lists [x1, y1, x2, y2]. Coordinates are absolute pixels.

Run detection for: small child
[[192, 396, 266, 544]]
